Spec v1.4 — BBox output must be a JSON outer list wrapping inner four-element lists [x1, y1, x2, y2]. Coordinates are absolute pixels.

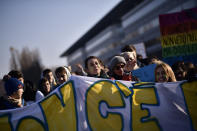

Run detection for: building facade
[[61, 0, 197, 68]]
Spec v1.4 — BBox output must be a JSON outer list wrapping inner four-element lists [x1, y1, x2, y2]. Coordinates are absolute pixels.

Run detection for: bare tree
[[9, 47, 20, 70], [9, 47, 43, 87]]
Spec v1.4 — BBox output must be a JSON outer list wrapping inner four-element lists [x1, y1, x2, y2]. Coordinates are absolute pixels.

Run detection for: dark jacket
[[0, 96, 25, 110], [87, 70, 110, 79], [110, 72, 140, 81]]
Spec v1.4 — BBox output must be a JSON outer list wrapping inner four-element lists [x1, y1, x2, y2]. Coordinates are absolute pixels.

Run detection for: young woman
[[155, 63, 176, 82], [42, 69, 57, 89], [38, 77, 51, 96], [85, 56, 109, 79]]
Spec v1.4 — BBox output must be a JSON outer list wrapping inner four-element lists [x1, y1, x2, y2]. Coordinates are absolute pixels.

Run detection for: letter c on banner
[[86, 80, 124, 131]]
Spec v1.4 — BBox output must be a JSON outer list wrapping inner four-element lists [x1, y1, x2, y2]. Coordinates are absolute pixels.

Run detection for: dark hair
[[55, 67, 66, 76], [42, 69, 52, 77], [186, 68, 197, 82], [172, 61, 187, 72], [121, 45, 136, 52], [84, 56, 103, 69], [23, 80, 37, 101], [3, 75, 11, 82], [38, 77, 49, 96], [8, 70, 23, 79]]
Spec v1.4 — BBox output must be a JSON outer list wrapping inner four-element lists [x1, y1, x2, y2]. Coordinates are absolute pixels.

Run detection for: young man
[[121, 52, 139, 72], [109, 56, 139, 81], [121, 44, 144, 68], [8, 70, 24, 84]]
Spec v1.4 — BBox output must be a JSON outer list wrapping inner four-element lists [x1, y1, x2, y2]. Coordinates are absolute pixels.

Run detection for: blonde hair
[[155, 63, 176, 82]]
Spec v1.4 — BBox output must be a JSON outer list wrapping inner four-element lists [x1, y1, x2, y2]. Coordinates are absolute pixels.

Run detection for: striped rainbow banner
[[159, 8, 197, 57]]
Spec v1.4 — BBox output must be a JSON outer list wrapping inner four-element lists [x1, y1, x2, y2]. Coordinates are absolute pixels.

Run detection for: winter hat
[[4, 78, 23, 96], [109, 56, 126, 70]]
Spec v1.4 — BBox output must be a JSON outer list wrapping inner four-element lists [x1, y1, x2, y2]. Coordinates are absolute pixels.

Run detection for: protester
[[120, 52, 139, 72], [155, 63, 176, 82], [23, 80, 44, 105], [55, 66, 71, 87], [109, 56, 139, 81], [84, 56, 109, 79], [0, 75, 25, 110], [8, 70, 24, 84], [38, 77, 51, 97], [121, 44, 144, 68], [172, 61, 187, 81], [42, 69, 57, 89]]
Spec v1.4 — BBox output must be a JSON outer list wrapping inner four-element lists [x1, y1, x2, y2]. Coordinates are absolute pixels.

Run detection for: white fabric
[[36, 90, 44, 101], [0, 75, 196, 131]]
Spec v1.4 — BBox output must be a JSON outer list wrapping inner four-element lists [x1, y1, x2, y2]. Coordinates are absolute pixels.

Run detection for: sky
[[0, 0, 121, 78]]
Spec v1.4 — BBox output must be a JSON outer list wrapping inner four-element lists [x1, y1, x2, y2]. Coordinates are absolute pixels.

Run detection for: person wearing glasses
[[109, 56, 139, 81], [120, 52, 139, 72], [121, 44, 143, 68]]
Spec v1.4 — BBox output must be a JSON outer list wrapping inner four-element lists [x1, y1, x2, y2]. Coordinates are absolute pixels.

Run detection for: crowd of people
[[0, 44, 196, 110]]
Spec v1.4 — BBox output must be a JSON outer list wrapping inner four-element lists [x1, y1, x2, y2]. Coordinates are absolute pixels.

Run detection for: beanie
[[109, 56, 126, 70], [4, 78, 23, 96]]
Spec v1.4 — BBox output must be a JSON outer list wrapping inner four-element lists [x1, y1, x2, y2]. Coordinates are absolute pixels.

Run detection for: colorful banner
[[0, 75, 197, 131], [161, 30, 197, 47], [159, 7, 197, 57]]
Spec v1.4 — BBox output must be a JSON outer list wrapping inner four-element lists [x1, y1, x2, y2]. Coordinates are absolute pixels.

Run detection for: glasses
[[114, 64, 125, 70]]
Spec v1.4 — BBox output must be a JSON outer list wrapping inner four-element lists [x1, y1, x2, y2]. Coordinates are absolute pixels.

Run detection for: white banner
[[0, 75, 196, 131]]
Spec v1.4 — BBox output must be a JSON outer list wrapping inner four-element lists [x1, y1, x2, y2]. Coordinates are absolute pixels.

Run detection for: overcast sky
[[0, 0, 120, 78]]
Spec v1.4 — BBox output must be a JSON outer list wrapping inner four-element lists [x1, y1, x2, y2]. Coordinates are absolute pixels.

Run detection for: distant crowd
[[0, 44, 196, 110]]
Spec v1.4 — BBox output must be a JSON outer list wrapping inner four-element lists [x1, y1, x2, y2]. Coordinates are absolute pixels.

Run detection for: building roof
[[60, 0, 144, 57]]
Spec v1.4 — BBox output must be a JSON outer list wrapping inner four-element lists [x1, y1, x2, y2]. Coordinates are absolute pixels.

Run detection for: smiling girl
[[155, 63, 176, 82]]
